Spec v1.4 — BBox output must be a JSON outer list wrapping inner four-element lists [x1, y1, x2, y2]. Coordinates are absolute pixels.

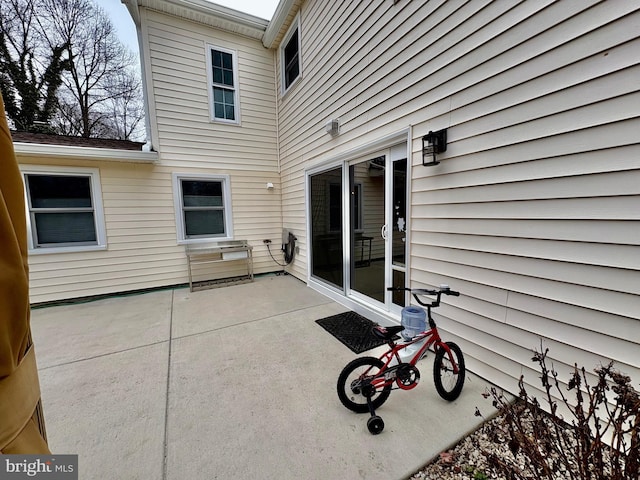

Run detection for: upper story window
[[172, 173, 234, 243], [21, 166, 107, 254], [206, 45, 240, 124], [281, 14, 301, 93]]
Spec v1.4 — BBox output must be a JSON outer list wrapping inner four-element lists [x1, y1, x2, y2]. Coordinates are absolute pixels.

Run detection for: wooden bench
[[185, 240, 253, 292]]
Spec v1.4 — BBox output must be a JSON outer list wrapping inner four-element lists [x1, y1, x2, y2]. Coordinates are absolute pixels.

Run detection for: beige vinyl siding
[[141, 7, 285, 277], [143, 9, 278, 169], [20, 154, 284, 304], [276, 0, 640, 398]]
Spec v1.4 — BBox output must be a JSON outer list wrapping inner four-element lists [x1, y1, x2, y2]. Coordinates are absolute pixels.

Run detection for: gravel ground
[[408, 413, 513, 480]]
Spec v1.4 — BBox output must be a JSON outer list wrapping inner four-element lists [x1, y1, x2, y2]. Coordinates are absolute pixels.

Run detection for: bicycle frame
[[385, 328, 441, 368], [368, 295, 461, 390], [366, 329, 455, 390]]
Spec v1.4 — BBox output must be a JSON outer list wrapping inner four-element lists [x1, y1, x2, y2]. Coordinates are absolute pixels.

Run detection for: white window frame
[[205, 44, 241, 124], [172, 173, 234, 244], [280, 13, 301, 94], [352, 183, 363, 232], [328, 181, 362, 233], [20, 165, 107, 254]]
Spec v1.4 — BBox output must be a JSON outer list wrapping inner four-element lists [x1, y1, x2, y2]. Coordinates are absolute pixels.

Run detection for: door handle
[[381, 224, 387, 240]]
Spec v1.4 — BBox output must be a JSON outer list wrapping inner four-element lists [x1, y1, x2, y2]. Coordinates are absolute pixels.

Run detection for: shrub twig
[[482, 347, 639, 480]]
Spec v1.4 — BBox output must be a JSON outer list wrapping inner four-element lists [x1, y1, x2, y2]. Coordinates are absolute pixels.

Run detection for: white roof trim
[[124, 0, 269, 39], [123, 0, 141, 25], [14, 143, 159, 163], [263, 0, 297, 48]]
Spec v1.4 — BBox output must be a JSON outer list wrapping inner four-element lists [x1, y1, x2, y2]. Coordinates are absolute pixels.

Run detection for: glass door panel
[[310, 167, 344, 289], [391, 158, 407, 307], [349, 156, 385, 303]]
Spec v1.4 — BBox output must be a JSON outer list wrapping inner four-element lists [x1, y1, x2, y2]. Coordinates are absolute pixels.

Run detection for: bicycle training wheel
[[433, 342, 465, 401], [337, 356, 391, 413]]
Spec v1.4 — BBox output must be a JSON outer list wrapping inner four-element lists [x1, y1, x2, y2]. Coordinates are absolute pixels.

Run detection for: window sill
[[281, 75, 302, 98], [210, 118, 241, 126], [177, 237, 234, 246], [28, 244, 108, 255]]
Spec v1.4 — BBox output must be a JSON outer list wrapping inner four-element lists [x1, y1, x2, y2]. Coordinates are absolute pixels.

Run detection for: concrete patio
[[30, 274, 493, 480]]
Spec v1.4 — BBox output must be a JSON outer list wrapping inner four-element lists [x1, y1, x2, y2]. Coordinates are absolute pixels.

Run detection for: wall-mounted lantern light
[[422, 129, 447, 166]]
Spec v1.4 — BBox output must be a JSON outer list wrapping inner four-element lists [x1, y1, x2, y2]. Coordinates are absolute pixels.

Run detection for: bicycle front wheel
[[433, 342, 465, 401], [337, 356, 391, 413]]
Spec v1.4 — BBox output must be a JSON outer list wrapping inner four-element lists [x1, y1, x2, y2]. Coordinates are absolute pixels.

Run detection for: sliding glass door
[[309, 142, 408, 312]]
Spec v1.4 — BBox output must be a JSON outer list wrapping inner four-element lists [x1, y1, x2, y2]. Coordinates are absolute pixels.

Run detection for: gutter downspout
[[273, 48, 281, 174], [122, 0, 155, 152], [137, 24, 154, 152]]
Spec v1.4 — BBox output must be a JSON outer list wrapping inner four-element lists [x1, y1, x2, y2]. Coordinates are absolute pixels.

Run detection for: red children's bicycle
[[336, 286, 465, 434]]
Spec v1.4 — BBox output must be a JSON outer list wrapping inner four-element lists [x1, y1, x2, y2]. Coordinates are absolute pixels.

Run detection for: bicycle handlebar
[[386, 286, 460, 296], [386, 285, 460, 307]]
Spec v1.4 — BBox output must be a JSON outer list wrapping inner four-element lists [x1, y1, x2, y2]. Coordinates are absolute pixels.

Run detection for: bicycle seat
[[371, 325, 404, 340]]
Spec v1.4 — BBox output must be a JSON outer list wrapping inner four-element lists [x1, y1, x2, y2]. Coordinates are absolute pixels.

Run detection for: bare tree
[[0, 0, 69, 132], [102, 68, 144, 140], [40, 0, 142, 139], [0, 0, 144, 139]]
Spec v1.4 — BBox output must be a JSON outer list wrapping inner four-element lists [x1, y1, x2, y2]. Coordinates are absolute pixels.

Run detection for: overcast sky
[[96, 0, 281, 54]]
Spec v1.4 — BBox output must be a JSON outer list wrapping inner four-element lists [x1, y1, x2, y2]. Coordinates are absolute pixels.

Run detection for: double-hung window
[[207, 45, 239, 123], [173, 174, 234, 243], [281, 14, 301, 92], [22, 166, 106, 253]]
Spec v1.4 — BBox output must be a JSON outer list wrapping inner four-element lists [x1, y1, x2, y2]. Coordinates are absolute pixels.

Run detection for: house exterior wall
[[20, 155, 169, 303], [140, 8, 282, 255], [20, 7, 283, 304], [18, 0, 639, 401], [19, 153, 281, 304], [275, 0, 640, 394]]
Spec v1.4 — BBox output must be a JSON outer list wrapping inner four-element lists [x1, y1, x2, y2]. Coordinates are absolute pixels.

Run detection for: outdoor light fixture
[[422, 129, 447, 166], [325, 119, 339, 136]]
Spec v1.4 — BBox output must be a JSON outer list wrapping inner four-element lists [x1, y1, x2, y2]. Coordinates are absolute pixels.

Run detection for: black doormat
[[315, 311, 391, 354]]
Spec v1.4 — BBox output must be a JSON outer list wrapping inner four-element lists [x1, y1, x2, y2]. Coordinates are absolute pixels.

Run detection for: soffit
[[263, 0, 303, 48], [134, 0, 269, 40]]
